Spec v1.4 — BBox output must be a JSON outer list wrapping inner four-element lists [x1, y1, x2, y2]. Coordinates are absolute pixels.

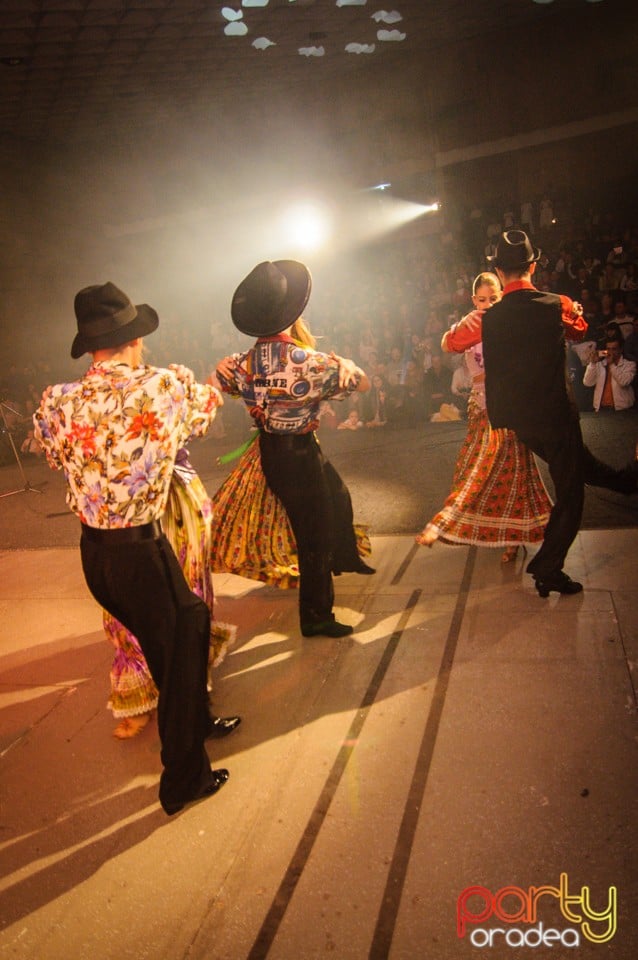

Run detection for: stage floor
[[1, 529, 637, 959]]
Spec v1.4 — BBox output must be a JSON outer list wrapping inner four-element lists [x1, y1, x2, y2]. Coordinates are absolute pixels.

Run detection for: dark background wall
[[1, 2, 636, 368]]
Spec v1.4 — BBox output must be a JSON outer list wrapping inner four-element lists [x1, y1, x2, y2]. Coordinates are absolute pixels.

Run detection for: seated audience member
[[338, 409, 364, 431], [621, 316, 638, 405], [580, 288, 601, 328], [620, 261, 638, 291], [596, 320, 623, 351], [620, 262, 638, 313], [420, 335, 435, 373], [364, 349, 380, 377], [317, 400, 338, 430], [364, 374, 388, 427], [605, 239, 629, 269], [535, 266, 552, 292], [20, 429, 43, 456], [383, 345, 408, 422], [409, 333, 426, 370], [598, 261, 621, 293], [342, 389, 366, 425], [567, 343, 594, 412], [402, 359, 425, 424], [450, 355, 472, 417], [426, 309, 445, 339], [422, 353, 453, 420], [385, 345, 405, 389], [573, 266, 592, 297], [599, 292, 616, 327], [622, 316, 638, 364], [452, 278, 472, 312], [613, 296, 635, 340], [358, 323, 379, 367], [583, 336, 636, 412]]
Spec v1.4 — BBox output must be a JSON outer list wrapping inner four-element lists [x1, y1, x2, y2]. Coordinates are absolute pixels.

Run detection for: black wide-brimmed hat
[[71, 282, 159, 359], [487, 230, 541, 270], [231, 260, 312, 337]]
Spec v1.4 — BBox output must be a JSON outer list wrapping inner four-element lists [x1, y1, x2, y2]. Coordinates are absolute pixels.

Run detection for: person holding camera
[[583, 337, 636, 412]]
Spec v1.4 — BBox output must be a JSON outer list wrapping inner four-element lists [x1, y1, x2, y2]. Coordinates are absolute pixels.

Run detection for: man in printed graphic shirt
[[216, 260, 373, 639], [34, 282, 230, 815], [445, 231, 637, 598]]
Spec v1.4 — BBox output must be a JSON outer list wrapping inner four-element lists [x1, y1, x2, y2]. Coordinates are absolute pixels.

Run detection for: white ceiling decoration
[[225, 22, 249, 36], [222, 8, 245, 22], [377, 29, 406, 42], [372, 11, 404, 24], [217, 2, 408, 66], [345, 43, 376, 54], [222, 7, 248, 35], [252, 37, 276, 49], [0, 0, 605, 144]]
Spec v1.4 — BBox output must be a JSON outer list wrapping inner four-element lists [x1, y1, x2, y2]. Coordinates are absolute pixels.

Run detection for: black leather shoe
[[353, 562, 376, 575], [301, 620, 354, 638], [206, 715, 241, 739], [162, 768, 229, 816], [533, 572, 583, 598], [611, 460, 638, 495]]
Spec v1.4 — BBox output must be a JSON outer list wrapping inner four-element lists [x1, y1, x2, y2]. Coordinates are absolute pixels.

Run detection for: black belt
[[260, 431, 315, 449], [81, 520, 163, 543]]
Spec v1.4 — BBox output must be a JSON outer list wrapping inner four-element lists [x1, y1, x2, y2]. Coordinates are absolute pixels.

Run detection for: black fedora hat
[[71, 282, 159, 359], [231, 260, 312, 338], [487, 230, 541, 270]]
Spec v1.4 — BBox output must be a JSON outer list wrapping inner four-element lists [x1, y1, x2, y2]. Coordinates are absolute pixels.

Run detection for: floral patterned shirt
[[33, 360, 221, 528], [216, 334, 355, 434]]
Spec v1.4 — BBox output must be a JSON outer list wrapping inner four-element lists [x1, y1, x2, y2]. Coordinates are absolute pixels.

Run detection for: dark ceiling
[[0, 0, 596, 145]]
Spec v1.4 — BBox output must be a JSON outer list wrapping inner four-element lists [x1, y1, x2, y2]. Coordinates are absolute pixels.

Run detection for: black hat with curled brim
[[231, 260, 312, 338], [487, 230, 541, 270], [71, 281, 159, 359]]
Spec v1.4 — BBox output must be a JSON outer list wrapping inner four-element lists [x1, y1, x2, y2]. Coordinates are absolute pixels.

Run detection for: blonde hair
[[472, 272, 501, 296], [290, 317, 316, 349]]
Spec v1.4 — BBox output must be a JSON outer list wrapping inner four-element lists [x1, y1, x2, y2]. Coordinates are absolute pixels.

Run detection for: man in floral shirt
[[34, 281, 229, 815]]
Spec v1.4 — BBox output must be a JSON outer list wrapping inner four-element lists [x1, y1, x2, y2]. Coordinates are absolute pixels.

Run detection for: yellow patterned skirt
[[210, 439, 370, 587]]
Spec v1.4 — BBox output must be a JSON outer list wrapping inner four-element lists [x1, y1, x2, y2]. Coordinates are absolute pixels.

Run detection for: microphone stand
[[0, 401, 43, 498]]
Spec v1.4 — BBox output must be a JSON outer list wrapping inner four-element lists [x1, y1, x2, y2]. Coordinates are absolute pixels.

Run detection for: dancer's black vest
[[482, 288, 574, 438]]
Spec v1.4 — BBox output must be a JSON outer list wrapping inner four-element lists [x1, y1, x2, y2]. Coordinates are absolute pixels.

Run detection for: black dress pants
[[259, 431, 360, 628], [80, 528, 215, 812], [323, 459, 362, 574], [517, 421, 585, 579], [518, 417, 636, 578]]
